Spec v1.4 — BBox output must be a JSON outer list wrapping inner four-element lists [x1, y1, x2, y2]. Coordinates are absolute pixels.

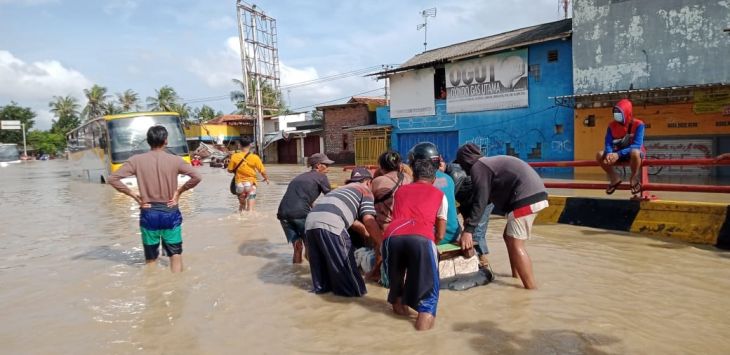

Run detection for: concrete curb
[[535, 195, 730, 249]]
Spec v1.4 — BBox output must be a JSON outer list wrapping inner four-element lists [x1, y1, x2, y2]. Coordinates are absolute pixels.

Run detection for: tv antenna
[[417, 8, 437, 52]]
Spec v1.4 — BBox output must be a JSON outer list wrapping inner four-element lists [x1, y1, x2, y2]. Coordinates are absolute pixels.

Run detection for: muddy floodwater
[[1, 161, 729, 354]]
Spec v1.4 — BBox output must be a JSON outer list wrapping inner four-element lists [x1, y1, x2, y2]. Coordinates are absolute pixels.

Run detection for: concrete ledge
[[536, 196, 730, 249]]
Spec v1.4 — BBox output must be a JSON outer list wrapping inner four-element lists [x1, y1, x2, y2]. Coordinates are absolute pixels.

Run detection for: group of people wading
[[108, 100, 658, 331], [276, 142, 549, 330]]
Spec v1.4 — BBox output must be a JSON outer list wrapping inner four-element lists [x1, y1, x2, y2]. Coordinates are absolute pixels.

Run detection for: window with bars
[[529, 64, 541, 81]]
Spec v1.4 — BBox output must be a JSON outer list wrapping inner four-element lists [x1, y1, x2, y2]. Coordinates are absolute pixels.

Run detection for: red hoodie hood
[[614, 99, 634, 126]]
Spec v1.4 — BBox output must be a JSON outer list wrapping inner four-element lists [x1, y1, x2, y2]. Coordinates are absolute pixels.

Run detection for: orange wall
[[574, 102, 730, 174]]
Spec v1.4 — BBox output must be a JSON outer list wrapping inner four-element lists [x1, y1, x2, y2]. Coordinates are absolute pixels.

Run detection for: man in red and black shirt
[[382, 159, 447, 331]]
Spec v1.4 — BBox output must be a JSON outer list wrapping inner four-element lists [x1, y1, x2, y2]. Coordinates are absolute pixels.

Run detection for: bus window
[[108, 114, 188, 163]]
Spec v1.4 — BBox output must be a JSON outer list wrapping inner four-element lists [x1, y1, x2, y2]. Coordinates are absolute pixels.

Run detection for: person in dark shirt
[[444, 162, 494, 269], [455, 144, 548, 289], [277, 153, 334, 264]]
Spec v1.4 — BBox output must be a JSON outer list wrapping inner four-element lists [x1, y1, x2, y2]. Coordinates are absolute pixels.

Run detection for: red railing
[[344, 159, 730, 199], [529, 158, 730, 199]]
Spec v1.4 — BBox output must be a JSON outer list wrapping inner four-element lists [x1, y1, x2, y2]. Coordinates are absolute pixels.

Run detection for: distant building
[[317, 97, 387, 164], [263, 112, 324, 164], [374, 19, 575, 168], [567, 0, 730, 177]]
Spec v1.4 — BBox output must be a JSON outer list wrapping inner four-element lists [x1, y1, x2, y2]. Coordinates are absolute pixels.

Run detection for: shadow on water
[[238, 239, 284, 259], [319, 291, 412, 323], [453, 320, 621, 354], [238, 239, 311, 291], [71, 245, 145, 266]]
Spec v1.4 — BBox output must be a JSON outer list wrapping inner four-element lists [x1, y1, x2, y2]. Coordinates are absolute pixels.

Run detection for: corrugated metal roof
[[374, 19, 571, 76]]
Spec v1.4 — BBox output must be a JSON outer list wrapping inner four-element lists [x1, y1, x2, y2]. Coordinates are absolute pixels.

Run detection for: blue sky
[[0, 0, 569, 129]]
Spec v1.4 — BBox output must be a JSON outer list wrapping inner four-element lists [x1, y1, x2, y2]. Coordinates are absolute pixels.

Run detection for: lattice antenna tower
[[236, 1, 281, 155], [417, 8, 436, 52]]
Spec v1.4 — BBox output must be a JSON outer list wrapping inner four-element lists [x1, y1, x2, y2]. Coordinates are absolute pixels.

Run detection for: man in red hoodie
[[595, 99, 646, 196]]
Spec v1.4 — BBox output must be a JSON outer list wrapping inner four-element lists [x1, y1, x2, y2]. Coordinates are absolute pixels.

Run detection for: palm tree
[[82, 84, 109, 120], [147, 85, 180, 112], [48, 95, 80, 120], [101, 101, 121, 116], [230, 78, 248, 115], [116, 89, 141, 112], [170, 102, 190, 121], [49, 95, 81, 136]]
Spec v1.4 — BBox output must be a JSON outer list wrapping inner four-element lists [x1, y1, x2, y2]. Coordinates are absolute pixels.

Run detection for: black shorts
[[143, 242, 182, 260]]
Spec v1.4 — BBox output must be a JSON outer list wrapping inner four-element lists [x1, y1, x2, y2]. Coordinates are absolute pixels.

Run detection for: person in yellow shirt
[[227, 138, 269, 212]]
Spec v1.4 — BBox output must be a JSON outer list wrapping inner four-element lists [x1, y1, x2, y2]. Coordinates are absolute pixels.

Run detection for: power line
[[179, 65, 393, 104], [289, 87, 385, 112]]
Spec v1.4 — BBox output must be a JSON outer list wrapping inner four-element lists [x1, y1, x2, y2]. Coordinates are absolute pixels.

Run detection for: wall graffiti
[[644, 138, 713, 176], [551, 139, 573, 153]]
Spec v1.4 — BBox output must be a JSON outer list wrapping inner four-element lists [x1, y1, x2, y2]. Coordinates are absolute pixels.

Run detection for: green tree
[[0, 102, 35, 144], [170, 102, 190, 121], [82, 84, 110, 121], [116, 89, 141, 112], [147, 85, 180, 112], [101, 101, 121, 116], [310, 109, 322, 121], [197, 104, 217, 122], [27, 130, 65, 155], [49, 96, 81, 136], [230, 78, 287, 116]]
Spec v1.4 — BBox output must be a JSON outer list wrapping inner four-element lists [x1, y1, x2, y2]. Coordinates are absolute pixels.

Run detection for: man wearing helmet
[[408, 143, 461, 245], [454, 143, 548, 289]]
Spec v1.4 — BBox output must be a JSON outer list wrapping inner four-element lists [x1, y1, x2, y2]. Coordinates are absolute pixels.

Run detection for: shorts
[[140, 205, 183, 260], [304, 228, 366, 297], [236, 182, 256, 199], [280, 218, 306, 244], [505, 200, 549, 240], [617, 149, 645, 162], [382, 235, 439, 315]]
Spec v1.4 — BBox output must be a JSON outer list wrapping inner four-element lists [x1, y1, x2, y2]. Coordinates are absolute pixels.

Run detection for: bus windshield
[[108, 115, 188, 163], [0, 144, 20, 162]]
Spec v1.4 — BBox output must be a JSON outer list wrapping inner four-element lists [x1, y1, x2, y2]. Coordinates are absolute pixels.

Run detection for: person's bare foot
[[293, 239, 303, 264], [415, 312, 435, 330], [392, 301, 410, 316]]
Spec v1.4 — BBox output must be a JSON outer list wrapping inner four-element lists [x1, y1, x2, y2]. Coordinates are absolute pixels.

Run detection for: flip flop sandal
[[605, 180, 622, 195], [631, 181, 642, 194]]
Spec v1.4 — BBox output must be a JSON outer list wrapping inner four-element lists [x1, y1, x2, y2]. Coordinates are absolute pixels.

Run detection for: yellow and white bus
[[67, 112, 191, 186]]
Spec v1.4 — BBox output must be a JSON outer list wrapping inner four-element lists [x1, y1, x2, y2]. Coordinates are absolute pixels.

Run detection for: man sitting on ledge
[[595, 98, 646, 197]]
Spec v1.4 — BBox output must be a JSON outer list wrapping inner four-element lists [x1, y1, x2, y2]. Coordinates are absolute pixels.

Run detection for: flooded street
[[1, 161, 730, 354]]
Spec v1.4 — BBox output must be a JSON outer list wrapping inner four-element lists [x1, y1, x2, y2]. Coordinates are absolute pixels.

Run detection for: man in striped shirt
[[304, 167, 383, 297]]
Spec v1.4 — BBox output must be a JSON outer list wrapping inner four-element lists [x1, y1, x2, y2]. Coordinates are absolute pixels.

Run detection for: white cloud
[[188, 36, 383, 112], [0, 50, 92, 129]]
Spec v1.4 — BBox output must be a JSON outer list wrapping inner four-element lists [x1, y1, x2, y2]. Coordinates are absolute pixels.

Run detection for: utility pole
[[417, 8, 436, 52], [21, 123, 27, 158], [561, 0, 570, 19]]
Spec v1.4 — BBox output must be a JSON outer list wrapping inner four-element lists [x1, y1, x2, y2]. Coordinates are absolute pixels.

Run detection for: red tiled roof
[[206, 114, 255, 124], [348, 96, 388, 106]]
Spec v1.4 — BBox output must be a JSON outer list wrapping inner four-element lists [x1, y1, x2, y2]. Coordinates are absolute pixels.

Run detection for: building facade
[[570, 0, 730, 177], [376, 19, 575, 169], [318, 97, 385, 164]]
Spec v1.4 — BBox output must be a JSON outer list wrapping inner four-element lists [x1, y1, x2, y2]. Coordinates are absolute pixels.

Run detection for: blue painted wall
[[378, 39, 575, 175]]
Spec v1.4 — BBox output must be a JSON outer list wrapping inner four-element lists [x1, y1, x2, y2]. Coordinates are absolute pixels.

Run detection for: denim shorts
[[279, 218, 306, 244]]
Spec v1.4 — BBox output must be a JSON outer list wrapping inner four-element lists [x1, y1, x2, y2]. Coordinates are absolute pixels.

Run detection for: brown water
[[1, 161, 730, 354]]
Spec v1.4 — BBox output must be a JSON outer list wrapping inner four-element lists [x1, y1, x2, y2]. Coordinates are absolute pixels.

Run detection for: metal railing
[[529, 158, 730, 199]]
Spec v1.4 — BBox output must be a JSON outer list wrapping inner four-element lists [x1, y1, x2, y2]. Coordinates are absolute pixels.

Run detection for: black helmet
[[408, 142, 440, 169]]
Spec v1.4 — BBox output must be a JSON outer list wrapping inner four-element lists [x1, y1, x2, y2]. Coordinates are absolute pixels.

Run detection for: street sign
[[1, 120, 21, 130]]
